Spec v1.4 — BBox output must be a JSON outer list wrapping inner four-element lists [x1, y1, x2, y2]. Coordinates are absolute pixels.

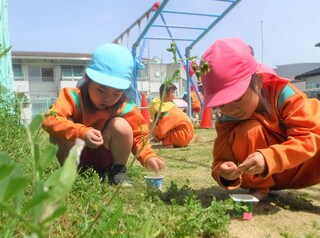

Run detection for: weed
[[0, 92, 78, 237]]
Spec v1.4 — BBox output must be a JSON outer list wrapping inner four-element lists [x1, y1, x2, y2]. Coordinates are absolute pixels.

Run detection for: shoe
[[161, 137, 173, 147], [249, 189, 268, 201], [111, 173, 133, 188], [99, 174, 106, 183], [150, 137, 161, 143], [108, 165, 133, 188]]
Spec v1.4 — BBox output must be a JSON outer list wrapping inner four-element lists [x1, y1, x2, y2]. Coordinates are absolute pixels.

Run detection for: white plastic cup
[[229, 194, 259, 220], [144, 175, 164, 191]]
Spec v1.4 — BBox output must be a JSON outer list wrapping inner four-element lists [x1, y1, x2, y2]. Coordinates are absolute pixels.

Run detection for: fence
[[30, 97, 56, 118]]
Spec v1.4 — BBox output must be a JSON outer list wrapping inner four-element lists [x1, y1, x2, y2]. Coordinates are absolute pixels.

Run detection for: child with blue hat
[[43, 43, 164, 186]]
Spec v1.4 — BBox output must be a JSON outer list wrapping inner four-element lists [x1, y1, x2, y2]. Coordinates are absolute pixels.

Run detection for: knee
[[232, 120, 264, 140], [231, 120, 268, 157], [49, 134, 75, 149], [49, 135, 75, 165], [105, 117, 132, 136]]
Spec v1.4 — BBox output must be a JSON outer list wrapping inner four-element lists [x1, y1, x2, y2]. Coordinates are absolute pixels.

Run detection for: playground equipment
[[113, 0, 242, 119]]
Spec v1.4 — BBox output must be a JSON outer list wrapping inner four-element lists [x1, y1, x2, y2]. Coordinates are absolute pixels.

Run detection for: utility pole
[[315, 43, 320, 62]]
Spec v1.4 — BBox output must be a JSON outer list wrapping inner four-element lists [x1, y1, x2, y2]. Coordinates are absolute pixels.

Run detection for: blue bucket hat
[[86, 43, 134, 90]]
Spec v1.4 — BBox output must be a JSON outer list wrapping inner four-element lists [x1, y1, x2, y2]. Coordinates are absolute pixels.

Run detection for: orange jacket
[[212, 79, 320, 192], [154, 106, 194, 147], [191, 91, 203, 111], [42, 87, 159, 166]]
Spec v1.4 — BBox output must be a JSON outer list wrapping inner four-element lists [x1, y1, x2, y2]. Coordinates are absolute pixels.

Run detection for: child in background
[[149, 83, 177, 124], [149, 83, 194, 147], [42, 43, 164, 186], [200, 37, 320, 200], [190, 84, 204, 124]]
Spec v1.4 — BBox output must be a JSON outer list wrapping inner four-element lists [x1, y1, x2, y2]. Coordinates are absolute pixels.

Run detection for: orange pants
[[154, 107, 194, 147], [230, 120, 320, 192]]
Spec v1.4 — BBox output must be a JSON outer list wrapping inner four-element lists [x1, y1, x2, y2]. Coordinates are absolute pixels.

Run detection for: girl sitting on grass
[[42, 43, 164, 187], [149, 83, 194, 147], [200, 37, 320, 200]]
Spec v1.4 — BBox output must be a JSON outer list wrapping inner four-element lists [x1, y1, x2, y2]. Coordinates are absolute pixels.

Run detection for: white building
[[275, 63, 320, 99], [11, 51, 189, 119], [295, 67, 320, 99]]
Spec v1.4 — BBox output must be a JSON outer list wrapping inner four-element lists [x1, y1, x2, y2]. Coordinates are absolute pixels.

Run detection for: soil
[[227, 187, 320, 238], [190, 180, 319, 238], [153, 129, 320, 238]]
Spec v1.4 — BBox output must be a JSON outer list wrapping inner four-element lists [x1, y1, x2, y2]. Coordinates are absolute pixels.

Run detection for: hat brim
[[204, 78, 250, 108], [86, 68, 131, 90]]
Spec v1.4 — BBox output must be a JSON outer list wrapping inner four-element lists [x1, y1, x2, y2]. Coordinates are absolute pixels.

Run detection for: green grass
[[50, 127, 231, 237], [1, 96, 319, 238], [0, 95, 232, 238]]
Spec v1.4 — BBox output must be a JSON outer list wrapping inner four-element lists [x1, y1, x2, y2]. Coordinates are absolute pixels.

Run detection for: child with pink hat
[[200, 37, 320, 200], [42, 43, 164, 187]]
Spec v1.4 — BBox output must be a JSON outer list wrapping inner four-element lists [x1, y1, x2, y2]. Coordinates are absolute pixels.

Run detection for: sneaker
[[111, 173, 133, 188], [249, 189, 268, 201], [150, 137, 161, 143], [108, 165, 133, 188], [161, 137, 173, 147]]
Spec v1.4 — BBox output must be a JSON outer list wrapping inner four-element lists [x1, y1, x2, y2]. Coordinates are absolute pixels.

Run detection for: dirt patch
[[227, 188, 320, 238], [152, 128, 320, 238]]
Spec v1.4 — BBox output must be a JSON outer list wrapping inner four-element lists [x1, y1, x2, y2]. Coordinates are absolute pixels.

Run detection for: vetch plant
[[0, 112, 79, 237]]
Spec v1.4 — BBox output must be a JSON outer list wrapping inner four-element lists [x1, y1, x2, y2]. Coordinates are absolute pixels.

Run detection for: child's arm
[[122, 102, 163, 168], [211, 122, 243, 188], [145, 157, 164, 173], [258, 86, 320, 177], [42, 88, 90, 140]]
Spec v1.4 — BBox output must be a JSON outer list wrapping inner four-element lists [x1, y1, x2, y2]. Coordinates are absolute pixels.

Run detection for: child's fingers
[[238, 162, 259, 175], [237, 163, 247, 171], [238, 158, 256, 171]]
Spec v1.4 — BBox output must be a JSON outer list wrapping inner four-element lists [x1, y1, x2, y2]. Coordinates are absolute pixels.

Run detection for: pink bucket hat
[[201, 38, 258, 108]]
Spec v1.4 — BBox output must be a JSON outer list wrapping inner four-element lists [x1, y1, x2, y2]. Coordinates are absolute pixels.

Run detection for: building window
[[42, 68, 54, 82], [13, 64, 24, 80], [61, 65, 84, 80], [138, 68, 148, 81], [29, 67, 54, 82]]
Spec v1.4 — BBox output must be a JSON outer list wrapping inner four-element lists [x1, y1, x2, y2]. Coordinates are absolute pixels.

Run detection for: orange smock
[[154, 106, 194, 147], [149, 97, 194, 147], [42, 87, 160, 166], [191, 90, 203, 112], [212, 73, 320, 193]]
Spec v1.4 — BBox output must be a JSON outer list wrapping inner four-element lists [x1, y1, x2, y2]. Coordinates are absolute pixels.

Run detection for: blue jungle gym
[[113, 0, 241, 119]]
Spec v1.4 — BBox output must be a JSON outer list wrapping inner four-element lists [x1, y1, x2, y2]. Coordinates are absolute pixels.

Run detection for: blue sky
[[7, 0, 320, 68]]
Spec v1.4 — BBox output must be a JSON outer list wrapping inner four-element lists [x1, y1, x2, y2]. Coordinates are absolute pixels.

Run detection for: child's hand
[[84, 128, 103, 148], [238, 152, 266, 175], [145, 157, 164, 173], [219, 161, 243, 181]]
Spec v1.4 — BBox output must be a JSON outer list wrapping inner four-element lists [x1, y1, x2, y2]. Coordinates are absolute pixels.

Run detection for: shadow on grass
[[193, 186, 320, 216], [267, 190, 320, 214], [150, 134, 215, 150], [158, 154, 211, 169]]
